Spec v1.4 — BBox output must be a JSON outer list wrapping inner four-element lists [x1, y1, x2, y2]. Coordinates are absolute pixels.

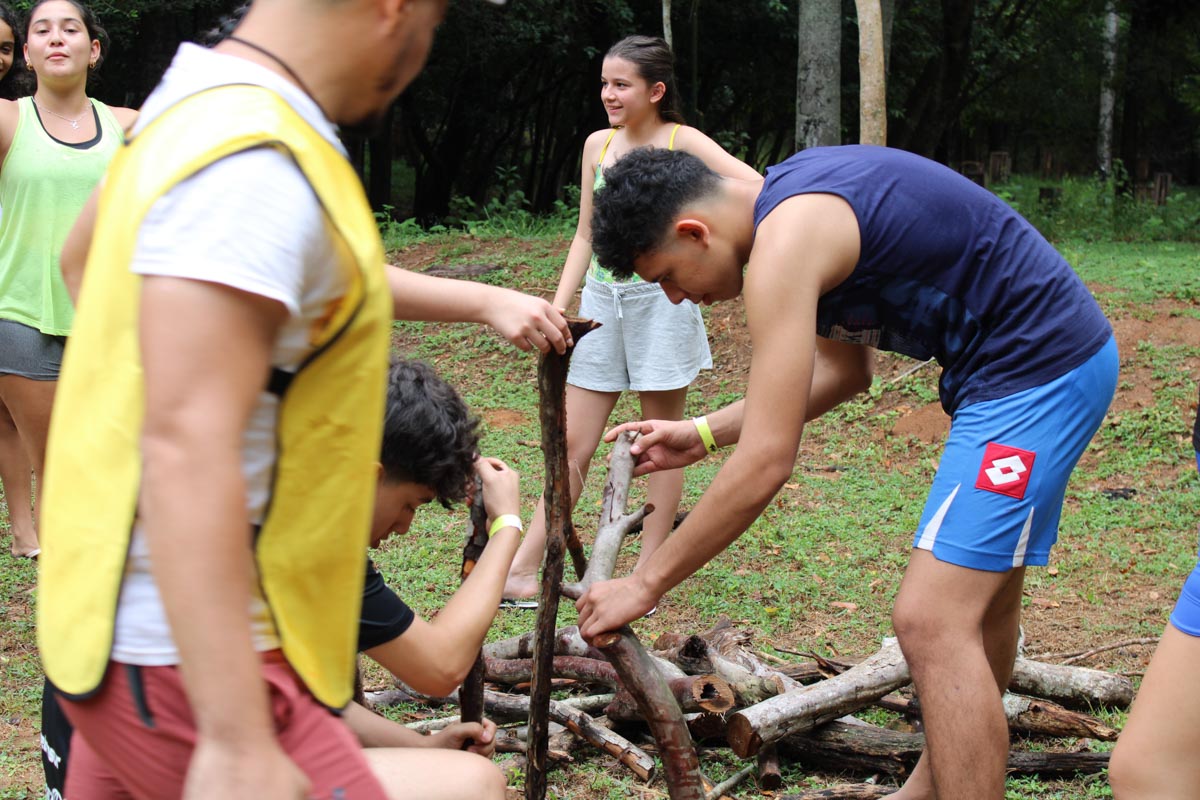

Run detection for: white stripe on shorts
[[916, 483, 960, 551], [1011, 507, 1036, 568]]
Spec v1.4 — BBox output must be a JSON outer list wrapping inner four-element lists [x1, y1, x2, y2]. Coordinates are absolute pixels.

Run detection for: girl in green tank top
[[502, 35, 761, 602], [0, 0, 135, 559]]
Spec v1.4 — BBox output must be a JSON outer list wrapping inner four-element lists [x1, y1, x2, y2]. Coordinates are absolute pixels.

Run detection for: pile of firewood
[[368, 320, 1133, 800], [367, 618, 1130, 799]]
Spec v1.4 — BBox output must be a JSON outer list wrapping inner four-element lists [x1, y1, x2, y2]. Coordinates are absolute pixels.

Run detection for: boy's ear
[[675, 218, 710, 247]]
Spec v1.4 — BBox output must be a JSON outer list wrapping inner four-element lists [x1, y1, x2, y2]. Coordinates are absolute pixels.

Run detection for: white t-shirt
[[113, 44, 354, 665]]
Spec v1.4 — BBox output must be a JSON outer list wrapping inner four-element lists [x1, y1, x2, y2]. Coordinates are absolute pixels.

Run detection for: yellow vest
[[38, 85, 390, 709]]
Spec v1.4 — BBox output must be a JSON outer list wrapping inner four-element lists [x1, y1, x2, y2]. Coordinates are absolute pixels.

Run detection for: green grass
[[4, 230, 1200, 798]]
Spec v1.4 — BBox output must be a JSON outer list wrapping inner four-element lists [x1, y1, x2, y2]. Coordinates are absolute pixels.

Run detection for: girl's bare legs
[[1109, 623, 1200, 799], [0, 400, 36, 557], [0, 378, 55, 558], [633, 387, 688, 570], [502, 385, 620, 600]]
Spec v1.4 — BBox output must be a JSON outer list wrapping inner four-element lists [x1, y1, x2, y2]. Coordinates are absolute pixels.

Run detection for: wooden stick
[[728, 639, 910, 757], [703, 764, 756, 800], [457, 478, 489, 737], [595, 629, 707, 799], [526, 318, 599, 800], [484, 625, 606, 661], [561, 431, 652, 597], [1039, 636, 1158, 666], [484, 655, 620, 688]]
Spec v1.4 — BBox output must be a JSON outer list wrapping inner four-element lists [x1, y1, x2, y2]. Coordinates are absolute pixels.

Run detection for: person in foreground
[[575, 145, 1117, 800], [37, 0, 563, 799], [40, 359, 519, 800], [1108, 383, 1200, 800]]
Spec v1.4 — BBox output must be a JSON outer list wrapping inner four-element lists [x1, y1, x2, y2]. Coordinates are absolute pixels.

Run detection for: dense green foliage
[[9, 0, 1198, 222]]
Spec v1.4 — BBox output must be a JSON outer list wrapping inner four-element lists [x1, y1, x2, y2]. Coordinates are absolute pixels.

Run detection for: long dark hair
[[25, 0, 109, 74], [605, 35, 686, 125], [0, 2, 27, 99]]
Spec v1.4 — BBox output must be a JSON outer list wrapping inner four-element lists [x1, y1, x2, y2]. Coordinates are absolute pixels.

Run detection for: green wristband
[[488, 514, 523, 537], [692, 415, 719, 455]]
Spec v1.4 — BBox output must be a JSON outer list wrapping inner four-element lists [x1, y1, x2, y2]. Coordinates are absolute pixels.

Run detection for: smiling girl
[[502, 35, 760, 602], [0, 0, 135, 558]]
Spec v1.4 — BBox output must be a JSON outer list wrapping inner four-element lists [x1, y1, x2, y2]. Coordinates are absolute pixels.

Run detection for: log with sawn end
[[727, 639, 910, 757]]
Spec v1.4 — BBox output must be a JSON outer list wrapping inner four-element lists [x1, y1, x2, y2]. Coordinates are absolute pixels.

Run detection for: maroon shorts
[[59, 651, 386, 800]]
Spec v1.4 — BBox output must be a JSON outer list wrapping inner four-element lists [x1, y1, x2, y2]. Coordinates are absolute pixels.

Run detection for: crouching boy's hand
[[475, 457, 520, 534], [428, 718, 497, 757]]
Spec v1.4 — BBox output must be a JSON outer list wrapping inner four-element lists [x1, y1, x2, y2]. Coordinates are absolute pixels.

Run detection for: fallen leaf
[[1047, 567, 1059, 576], [1030, 597, 1060, 609], [830, 601, 859, 612]]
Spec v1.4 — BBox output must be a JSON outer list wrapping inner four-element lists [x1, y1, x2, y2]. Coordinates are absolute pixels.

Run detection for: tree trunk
[[663, 0, 674, 48], [855, 0, 887, 145], [796, 0, 842, 149], [1097, 0, 1120, 180]]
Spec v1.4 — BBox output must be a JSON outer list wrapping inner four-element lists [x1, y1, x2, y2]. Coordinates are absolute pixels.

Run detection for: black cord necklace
[[225, 35, 325, 117]]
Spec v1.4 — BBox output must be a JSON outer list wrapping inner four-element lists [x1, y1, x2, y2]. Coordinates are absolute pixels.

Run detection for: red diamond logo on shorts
[[975, 442, 1036, 500]]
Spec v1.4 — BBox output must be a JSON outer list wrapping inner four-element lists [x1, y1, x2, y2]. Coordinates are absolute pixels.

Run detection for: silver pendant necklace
[[35, 100, 89, 130]]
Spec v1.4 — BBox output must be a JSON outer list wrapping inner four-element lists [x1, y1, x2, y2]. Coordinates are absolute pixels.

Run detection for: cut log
[[876, 691, 1119, 741], [728, 640, 910, 757], [779, 720, 921, 777], [605, 674, 736, 721], [779, 785, 897, 799], [1009, 657, 1134, 710], [484, 656, 620, 689], [527, 319, 599, 800], [757, 743, 783, 790], [595, 630, 706, 799], [780, 720, 1109, 779], [484, 625, 606, 661], [655, 634, 789, 706]]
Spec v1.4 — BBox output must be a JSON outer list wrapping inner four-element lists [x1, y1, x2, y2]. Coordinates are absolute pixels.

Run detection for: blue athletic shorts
[[913, 335, 1118, 571], [1168, 454, 1200, 637]]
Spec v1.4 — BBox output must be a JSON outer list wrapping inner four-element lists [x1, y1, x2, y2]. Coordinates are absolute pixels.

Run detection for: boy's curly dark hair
[[381, 359, 480, 507], [590, 147, 721, 279]]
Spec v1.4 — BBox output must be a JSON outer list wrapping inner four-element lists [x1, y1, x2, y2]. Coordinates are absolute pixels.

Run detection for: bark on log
[[595, 630, 706, 799], [1009, 657, 1135, 710], [780, 720, 1109, 778], [757, 743, 783, 790], [779, 786, 897, 799], [876, 690, 1119, 740], [527, 319, 599, 800], [484, 625, 606, 661], [655, 634, 789, 705], [687, 711, 730, 743], [484, 656, 620, 689], [728, 640, 910, 757], [605, 674, 736, 721], [457, 481, 489, 731]]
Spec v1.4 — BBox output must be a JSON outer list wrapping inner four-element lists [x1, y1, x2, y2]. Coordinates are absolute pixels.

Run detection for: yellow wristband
[[692, 415, 718, 455], [488, 514, 523, 537]]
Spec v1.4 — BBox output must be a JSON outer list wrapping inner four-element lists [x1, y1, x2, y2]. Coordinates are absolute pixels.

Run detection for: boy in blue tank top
[[575, 145, 1117, 800]]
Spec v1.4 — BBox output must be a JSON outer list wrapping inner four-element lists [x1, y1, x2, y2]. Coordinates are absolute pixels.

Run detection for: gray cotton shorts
[[0, 318, 65, 381], [568, 275, 713, 393]]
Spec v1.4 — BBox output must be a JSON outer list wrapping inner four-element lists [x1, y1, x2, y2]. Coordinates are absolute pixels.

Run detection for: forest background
[[6, 0, 1198, 225]]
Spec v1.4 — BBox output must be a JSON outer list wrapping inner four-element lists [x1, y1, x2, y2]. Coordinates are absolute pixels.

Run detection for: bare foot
[[9, 528, 39, 559], [501, 573, 539, 601]]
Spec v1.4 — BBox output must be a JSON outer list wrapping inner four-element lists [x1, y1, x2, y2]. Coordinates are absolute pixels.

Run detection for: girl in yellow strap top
[[0, 0, 135, 559], [503, 35, 760, 603]]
